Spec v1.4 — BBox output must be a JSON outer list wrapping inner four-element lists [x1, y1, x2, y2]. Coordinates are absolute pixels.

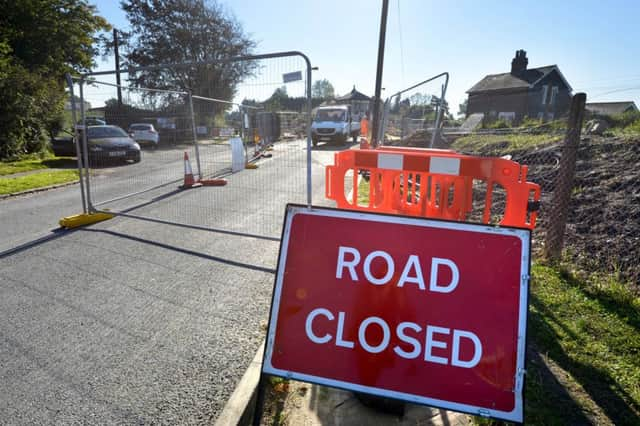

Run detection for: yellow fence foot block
[[59, 212, 114, 229], [245, 163, 259, 169]]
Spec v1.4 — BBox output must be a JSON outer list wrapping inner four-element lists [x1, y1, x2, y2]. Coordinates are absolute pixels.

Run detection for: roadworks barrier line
[[59, 212, 114, 229]]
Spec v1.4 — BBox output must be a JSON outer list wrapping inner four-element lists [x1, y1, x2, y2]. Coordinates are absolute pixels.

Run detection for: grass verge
[[262, 377, 290, 425], [0, 156, 77, 176], [0, 170, 79, 195], [523, 264, 640, 425], [352, 177, 639, 424], [452, 133, 562, 155]]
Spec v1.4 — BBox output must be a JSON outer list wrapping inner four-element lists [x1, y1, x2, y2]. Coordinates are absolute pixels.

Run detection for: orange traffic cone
[[180, 151, 202, 189]]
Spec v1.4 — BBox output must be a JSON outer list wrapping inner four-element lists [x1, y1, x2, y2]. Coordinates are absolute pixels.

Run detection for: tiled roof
[[336, 86, 371, 101], [467, 66, 557, 93], [586, 102, 638, 115]]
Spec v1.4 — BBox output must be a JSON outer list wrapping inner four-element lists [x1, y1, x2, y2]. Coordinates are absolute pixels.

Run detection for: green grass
[[606, 119, 640, 139], [353, 180, 639, 424], [349, 166, 640, 425], [524, 264, 640, 425], [0, 170, 79, 195], [0, 156, 76, 176], [356, 177, 370, 206], [452, 133, 562, 155]]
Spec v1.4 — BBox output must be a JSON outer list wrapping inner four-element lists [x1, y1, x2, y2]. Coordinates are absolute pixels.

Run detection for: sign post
[[259, 205, 531, 423]]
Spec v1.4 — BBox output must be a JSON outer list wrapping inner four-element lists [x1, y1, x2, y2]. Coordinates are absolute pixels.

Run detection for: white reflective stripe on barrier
[[429, 157, 460, 175], [378, 153, 404, 170]]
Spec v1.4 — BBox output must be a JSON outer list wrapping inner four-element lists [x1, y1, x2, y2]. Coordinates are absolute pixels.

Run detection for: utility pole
[[114, 28, 122, 108], [371, 0, 389, 148]]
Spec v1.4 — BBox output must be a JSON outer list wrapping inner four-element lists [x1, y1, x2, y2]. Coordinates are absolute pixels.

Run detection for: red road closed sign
[[263, 205, 531, 423]]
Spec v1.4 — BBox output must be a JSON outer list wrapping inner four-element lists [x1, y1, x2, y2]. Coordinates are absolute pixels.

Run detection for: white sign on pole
[[283, 71, 302, 83]]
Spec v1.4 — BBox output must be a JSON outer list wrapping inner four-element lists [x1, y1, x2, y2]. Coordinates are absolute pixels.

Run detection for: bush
[[519, 115, 567, 133], [0, 59, 65, 160], [624, 118, 640, 133], [520, 116, 543, 128], [483, 118, 512, 129], [589, 110, 640, 129], [609, 110, 640, 128]]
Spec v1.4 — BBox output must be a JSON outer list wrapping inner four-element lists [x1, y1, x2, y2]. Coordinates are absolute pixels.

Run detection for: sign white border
[[263, 205, 530, 423]]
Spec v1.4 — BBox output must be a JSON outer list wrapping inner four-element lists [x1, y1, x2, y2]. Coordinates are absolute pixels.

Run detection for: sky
[[89, 0, 640, 115]]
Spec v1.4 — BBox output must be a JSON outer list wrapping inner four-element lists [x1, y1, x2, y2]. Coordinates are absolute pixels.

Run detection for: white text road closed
[[264, 205, 531, 423]]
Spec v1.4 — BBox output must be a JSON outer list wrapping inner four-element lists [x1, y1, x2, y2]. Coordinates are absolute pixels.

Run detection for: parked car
[[311, 105, 360, 146], [51, 125, 142, 164], [86, 125, 141, 163], [75, 117, 106, 130], [128, 123, 160, 148], [50, 129, 76, 157]]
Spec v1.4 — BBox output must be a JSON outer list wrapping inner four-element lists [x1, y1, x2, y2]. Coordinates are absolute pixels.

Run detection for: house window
[[498, 112, 516, 122], [541, 85, 549, 105], [550, 86, 559, 105]]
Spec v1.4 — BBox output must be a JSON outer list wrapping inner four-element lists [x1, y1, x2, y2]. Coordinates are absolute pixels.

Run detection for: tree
[[264, 86, 288, 111], [404, 93, 434, 119], [120, 0, 256, 103], [0, 0, 109, 159], [409, 92, 430, 106], [312, 79, 335, 99]]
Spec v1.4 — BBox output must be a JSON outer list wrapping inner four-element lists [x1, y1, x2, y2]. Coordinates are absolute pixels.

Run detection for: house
[[466, 50, 572, 123], [586, 101, 638, 116], [335, 86, 371, 119]]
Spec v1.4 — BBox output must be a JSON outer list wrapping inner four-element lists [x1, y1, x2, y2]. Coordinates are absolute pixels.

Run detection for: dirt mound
[[564, 137, 640, 286], [383, 133, 639, 286], [461, 136, 640, 287]]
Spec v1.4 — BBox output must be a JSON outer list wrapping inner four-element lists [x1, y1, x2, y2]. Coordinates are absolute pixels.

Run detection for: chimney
[[511, 50, 528, 74]]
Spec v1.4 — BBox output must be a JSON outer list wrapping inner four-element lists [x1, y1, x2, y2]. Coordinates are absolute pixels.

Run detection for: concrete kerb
[[214, 167, 363, 426], [0, 180, 79, 200], [215, 341, 265, 426], [216, 340, 471, 426]]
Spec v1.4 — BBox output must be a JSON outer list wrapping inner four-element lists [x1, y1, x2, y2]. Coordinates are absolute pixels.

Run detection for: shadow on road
[[311, 141, 358, 152], [80, 228, 276, 274], [0, 227, 71, 260]]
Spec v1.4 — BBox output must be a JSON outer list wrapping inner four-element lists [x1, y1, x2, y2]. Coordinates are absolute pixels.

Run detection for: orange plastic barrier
[[325, 148, 541, 229]]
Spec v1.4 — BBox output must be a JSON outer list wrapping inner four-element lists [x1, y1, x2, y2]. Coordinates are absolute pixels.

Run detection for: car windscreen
[[87, 126, 128, 138], [314, 109, 346, 122], [129, 124, 152, 131]]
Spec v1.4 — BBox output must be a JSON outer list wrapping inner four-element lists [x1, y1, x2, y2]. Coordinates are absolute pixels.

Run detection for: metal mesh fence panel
[[380, 74, 449, 148], [563, 137, 640, 286], [76, 54, 311, 239], [73, 78, 197, 210], [431, 131, 563, 253], [409, 113, 639, 287]]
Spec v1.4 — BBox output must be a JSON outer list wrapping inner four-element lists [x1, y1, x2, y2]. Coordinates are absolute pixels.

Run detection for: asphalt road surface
[[1, 141, 232, 254], [0, 139, 353, 423]]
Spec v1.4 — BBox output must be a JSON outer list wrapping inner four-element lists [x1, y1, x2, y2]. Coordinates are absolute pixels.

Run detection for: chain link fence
[[380, 73, 449, 148], [69, 52, 312, 239], [383, 93, 638, 286]]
